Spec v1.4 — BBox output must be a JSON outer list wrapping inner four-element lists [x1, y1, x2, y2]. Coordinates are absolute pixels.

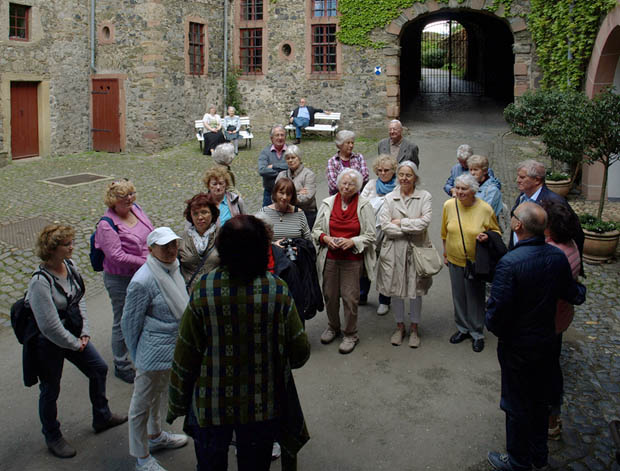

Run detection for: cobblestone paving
[[0, 128, 618, 470]]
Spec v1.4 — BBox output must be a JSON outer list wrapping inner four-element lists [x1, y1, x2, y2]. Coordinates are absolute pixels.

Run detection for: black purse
[[455, 200, 477, 281]]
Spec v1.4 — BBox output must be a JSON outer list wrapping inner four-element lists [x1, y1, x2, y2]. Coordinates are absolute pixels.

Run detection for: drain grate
[[41, 173, 113, 188], [0, 217, 54, 250]]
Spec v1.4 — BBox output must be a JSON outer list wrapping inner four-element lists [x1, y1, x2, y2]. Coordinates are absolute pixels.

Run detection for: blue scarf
[[376, 176, 397, 196]]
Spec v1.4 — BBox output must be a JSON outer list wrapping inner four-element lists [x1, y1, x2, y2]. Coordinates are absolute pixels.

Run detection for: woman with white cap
[[121, 227, 189, 471]]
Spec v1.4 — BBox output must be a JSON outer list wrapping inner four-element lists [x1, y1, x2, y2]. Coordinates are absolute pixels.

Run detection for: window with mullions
[[9, 3, 30, 41], [311, 24, 337, 73], [240, 28, 262, 74], [313, 0, 337, 17], [241, 0, 263, 21], [188, 22, 205, 75]]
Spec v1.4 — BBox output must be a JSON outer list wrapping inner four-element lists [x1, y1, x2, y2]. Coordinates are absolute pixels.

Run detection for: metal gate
[[420, 20, 483, 95]]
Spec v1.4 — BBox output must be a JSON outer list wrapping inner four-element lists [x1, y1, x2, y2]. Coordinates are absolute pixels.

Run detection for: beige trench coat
[[376, 188, 433, 298]]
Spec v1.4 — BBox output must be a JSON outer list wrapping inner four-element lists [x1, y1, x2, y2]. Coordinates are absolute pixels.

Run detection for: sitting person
[[202, 105, 226, 156], [288, 97, 329, 144], [223, 106, 241, 155]]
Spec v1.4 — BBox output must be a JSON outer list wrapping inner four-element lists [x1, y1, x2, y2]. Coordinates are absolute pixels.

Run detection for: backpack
[[90, 216, 118, 271]]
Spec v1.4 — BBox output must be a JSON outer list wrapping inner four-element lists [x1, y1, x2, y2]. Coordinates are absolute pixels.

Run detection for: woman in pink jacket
[[94, 179, 153, 383]]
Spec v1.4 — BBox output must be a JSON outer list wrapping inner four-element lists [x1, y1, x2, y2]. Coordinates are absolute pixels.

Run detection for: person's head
[[468, 155, 489, 183], [516, 160, 545, 196], [388, 120, 403, 143], [335, 130, 355, 155], [271, 177, 297, 206], [147, 227, 181, 264], [457, 144, 473, 168], [208, 105, 217, 115], [203, 166, 233, 199], [227, 106, 236, 116], [254, 211, 275, 241], [454, 173, 479, 203], [184, 193, 220, 234], [216, 215, 270, 280], [212, 143, 235, 167], [37, 224, 76, 262], [397, 161, 419, 190], [284, 145, 302, 171], [336, 168, 363, 200], [373, 154, 398, 183], [512, 202, 547, 239], [542, 201, 574, 244], [104, 179, 137, 210], [270, 125, 286, 148], [299, 98, 307, 107]]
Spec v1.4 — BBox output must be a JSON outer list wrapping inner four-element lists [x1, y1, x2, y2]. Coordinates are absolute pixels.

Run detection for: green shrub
[[422, 49, 445, 69], [579, 214, 619, 233]]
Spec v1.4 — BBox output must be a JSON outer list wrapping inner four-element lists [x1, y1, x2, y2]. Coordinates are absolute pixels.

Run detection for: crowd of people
[[17, 107, 588, 471]]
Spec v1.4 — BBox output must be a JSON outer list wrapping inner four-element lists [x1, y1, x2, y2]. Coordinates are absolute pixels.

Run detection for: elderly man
[[377, 120, 419, 167], [289, 98, 328, 144], [258, 125, 289, 207], [443, 144, 473, 196], [485, 202, 586, 471]]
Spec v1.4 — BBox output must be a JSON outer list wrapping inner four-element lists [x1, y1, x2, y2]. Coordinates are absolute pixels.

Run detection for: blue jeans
[[262, 188, 272, 207], [103, 272, 133, 371], [292, 117, 309, 139], [36, 336, 111, 443]]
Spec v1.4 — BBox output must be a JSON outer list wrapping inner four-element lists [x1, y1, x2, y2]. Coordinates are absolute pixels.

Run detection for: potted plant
[[545, 170, 572, 198]]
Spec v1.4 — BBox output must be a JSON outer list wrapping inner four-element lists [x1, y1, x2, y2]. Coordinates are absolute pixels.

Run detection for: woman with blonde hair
[[203, 166, 245, 226], [202, 105, 226, 156]]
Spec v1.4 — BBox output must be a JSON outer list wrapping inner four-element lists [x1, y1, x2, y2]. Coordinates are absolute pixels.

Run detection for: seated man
[[289, 98, 329, 144]]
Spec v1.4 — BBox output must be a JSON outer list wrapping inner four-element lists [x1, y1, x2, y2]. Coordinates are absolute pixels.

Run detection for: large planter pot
[[546, 178, 572, 198], [582, 229, 620, 263]]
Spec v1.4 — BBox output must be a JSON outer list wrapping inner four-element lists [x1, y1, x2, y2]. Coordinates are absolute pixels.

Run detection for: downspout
[[223, 0, 228, 111], [90, 0, 97, 73]]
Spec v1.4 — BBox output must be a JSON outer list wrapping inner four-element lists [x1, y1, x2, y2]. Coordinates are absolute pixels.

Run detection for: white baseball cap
[[147, 227, 181, 247]]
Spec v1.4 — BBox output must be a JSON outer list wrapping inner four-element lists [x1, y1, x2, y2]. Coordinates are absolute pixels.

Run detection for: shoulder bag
[[412, 236, 443, 278], [455, 200, 477, 280]]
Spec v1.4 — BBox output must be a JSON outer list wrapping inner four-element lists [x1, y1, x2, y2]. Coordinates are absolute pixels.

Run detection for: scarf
[[376, 175, 397, 196], [145, 255, 189, 320], [188, 222, 217, 255]]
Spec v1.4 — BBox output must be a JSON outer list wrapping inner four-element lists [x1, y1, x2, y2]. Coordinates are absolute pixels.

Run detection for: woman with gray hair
[[468, 154, 502, 217], [222, 106, 241, 155], [444, 144, 474, 196], [211, 143, 237, 187], [276, 145, 318, 228], [441, 173, 500, 353], [326, 130, 369, 195], [313, 168, 376, 354]]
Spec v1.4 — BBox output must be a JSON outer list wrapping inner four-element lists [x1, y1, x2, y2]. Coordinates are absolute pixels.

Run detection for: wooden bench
[[195, 117, 253, 150], [285, 112, 341, 139]]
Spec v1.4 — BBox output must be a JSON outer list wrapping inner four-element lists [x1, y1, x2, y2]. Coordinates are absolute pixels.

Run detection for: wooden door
[[10, 82, 39, 159], [92, 79, 121, 152]]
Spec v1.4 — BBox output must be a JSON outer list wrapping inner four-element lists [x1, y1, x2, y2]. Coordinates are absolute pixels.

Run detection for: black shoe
[[449, 331, 471, 344], [93, 413, 128, 434], [47, 437, 76, 458], [114, 366, 135, 384], [294, 138, 301, 144], [487, 451, 517, 470], [359, 295, 368, 306], [473, 338, 485, 352]]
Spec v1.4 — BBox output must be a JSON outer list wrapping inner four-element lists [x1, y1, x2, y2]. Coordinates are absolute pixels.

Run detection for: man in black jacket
[[485, 202, 586, 471], [288, 98, 329, 144]]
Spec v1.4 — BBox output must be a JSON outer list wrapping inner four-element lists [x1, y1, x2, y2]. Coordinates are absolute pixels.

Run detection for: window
[[311, 24, 337, 73], [241, 0, 263, 21], [9, 3, 30, 41], [313, 0, 337, 17], [240, 28, 262, 74], [188, 22, 205, 75]]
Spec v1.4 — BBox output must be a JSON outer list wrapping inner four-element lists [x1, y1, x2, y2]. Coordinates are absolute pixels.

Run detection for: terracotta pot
[[582, 229, 620, 263], [546, 178, 572, 198]]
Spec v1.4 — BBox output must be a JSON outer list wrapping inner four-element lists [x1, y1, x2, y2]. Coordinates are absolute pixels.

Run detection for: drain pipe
[[223, 0, 228, 111], [90, 0, 97, 73]]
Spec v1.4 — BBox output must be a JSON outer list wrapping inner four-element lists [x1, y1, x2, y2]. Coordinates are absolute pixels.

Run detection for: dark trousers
[[303, 210, 317, 230], [359, 276, 391, 305], [190, 417, 278, 471], [498, 341, 552, 470], [36, 336, 111, 443], [550, 333, 564, 415], [263, 188, 272, 207]]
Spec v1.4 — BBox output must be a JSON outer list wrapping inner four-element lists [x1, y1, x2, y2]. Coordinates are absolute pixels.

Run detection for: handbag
[[455, 199, 477, 281], [412, 241, 443, 277]]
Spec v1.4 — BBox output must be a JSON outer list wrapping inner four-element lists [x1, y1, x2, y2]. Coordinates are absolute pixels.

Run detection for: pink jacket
[[547, 238, 580, 333], [94, 204, 154, 276]]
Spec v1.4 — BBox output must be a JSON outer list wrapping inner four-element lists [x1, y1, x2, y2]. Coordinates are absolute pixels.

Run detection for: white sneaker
[[377, 304, 390, 316], [136, 457, 167, 471], [272, 441, 281, 460], [148, 431, 189, 452], [338, 335, 359, 354]]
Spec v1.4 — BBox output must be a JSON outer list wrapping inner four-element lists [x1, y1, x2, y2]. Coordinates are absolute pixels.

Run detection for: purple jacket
[[94, 204, 154, 276]]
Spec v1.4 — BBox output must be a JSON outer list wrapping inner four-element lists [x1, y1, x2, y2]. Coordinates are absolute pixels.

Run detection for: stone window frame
[[97, 21, 115, 45], [305, 0, 342, 80], [185, 17, 208, 77], [233, 0, 268, 80], [9, 3, 30, 41]]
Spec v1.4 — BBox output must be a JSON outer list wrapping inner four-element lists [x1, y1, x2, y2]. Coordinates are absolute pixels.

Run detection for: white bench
[[195, 117, 253, 150], [285, 112, 341, 139]]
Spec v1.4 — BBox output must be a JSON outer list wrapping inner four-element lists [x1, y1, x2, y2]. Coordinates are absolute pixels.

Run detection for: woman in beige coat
[[377, 162, 432, 348]]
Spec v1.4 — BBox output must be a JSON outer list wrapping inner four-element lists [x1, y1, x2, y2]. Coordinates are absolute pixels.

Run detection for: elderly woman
[[95, 179, 154, 383], [122, 227, 189, 471], [179, 193, 221, 294], [203, 166, 245, 226], [202, 105, 226, 156], [212, 143, 237, 187], [276, 145, 317, 228], [256, 177, 311, 243], [313, 169, 376, 354], [222, 106, 241, 155], [28, 224, 126, 458], [468, 154, 503, 217], [360, 154, 398, 312], [444, 144, 474, 196], [326, 130, 369, 196], [441, 173, 500, 353], [377, 162, 432, 348]]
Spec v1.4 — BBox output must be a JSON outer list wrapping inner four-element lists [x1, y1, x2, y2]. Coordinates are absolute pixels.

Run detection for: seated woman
[[468, 154, 502, 217], [28, 224, 126, 458], [276, 145, 317, 228], [179, 193, 221, 294], [255, 177, 311, 243], [222, 106, 241, 155], [326, 130, 369, 195], [122, 227, 189, 471], [203, 166, 245, 226], [202, 105, 226, 156]]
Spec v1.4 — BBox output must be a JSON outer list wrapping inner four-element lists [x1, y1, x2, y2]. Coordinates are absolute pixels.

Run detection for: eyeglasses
[[119, 192, 136, 199], [510, 209, 521, 222]]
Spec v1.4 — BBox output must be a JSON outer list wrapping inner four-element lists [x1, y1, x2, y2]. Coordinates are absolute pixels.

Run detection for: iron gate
[[420, 20, 483, 95]]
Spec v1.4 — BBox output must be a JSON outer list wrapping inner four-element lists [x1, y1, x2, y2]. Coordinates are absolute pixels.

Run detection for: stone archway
[[381, 0, 533, 118]]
